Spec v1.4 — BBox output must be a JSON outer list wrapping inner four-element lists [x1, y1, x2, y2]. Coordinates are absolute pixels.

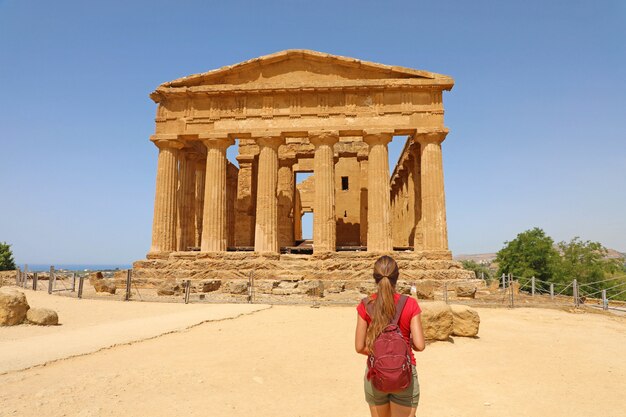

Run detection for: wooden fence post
[[550, 283, 554, 300], [33, 272, 38, 291], [501, 273, 506, 289], [509, 273, 514, 308], [184, 280, 191, 304], [71, 273, 76, 292], [125, 270, 132, 301], [531, 276, 535, 296], [602, 289, 608, 311], [78, 276, 84, 299], [573, 279, 579, 308], [48, 266, 54, 294]]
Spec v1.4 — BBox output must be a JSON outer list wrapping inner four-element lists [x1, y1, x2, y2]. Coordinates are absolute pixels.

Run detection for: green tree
[[0, 242, 17, 271], [496, 228, 559, 285], [554, 237, 623, 296], [461, 260, 493, 282]]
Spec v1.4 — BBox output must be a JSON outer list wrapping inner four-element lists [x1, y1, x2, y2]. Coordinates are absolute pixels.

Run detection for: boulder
[[450, 304, 480, 337], [420, 302, 453, 341], [0, 287, 30, 326], [299, 280, 324, 297], [455, 283, 477, 298], [223, 280, 248, 295], [26, 308, 59, 326], [89, 272, 116, 294], [256, 280, 278, 294], [157, 279, 183, 296], [414, 282, 435, 300], [325, 281, 345, 294], [200, 279, 221, 293]]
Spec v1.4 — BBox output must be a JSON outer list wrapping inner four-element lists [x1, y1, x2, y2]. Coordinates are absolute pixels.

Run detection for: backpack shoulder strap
[[391, 295, 408, 325]]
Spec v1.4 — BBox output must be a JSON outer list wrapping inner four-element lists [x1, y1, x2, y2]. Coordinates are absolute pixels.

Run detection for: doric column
[[310, 131, 339, 253], [415, 130, 448, 251], [234, 153, 257, 247], [363, 130, 393, 252], [150, 139, 184, 253], [254, 136, 283, 253], [194, 157, 206, 247], [177, 150, 197, 251], [200, 136, 234, 252], [277, 156, 296, 248]]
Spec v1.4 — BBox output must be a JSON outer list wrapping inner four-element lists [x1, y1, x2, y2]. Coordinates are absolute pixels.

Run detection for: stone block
[[0, 287, 29, 326], [89, 272, 117, 294], [299, 280, 324, 297], [455, 282, 477, 298], [414, 281, 434, 300], [450, 304, 480, 337], [223, 280, 248, 295], [157, 279, 183, 296], [27, 308, 59, 326], [200, 279, 221, 292], [420, 301, 453, 341]]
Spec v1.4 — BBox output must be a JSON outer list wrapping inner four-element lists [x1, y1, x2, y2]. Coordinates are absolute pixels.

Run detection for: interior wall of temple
[[334, 156, 362, 246]]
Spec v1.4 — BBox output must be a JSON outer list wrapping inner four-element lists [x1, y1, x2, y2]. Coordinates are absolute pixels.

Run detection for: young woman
[[355, 255, 426, 417]]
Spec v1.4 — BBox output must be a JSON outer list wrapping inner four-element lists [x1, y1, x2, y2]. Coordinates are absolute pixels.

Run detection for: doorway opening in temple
[[291, 171, 314, 254]]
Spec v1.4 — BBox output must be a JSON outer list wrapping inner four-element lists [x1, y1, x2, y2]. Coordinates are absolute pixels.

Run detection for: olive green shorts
[[364, 365, 420, 408]]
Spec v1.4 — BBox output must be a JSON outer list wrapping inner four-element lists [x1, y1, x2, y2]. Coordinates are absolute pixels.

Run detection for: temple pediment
[[156, 50, 453, 92]]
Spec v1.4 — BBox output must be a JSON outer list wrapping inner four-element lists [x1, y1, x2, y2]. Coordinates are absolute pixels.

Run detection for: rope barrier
[[607, 287, 626, 300]]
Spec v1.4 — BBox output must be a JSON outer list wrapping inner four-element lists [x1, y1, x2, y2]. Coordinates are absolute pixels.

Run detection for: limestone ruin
[[133, 50, 474, 291]]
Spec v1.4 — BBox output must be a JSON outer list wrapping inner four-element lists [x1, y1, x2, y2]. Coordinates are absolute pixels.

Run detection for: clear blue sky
[[1, 0, 624, 264]]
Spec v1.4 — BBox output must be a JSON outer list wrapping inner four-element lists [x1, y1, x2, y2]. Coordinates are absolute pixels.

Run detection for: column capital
[[309, 130, 339, 147], [151, 135, 184, 150], [256, 135, 283, 149], [363, 129, 393, 146], [201, 136, 235, 151], [413, 129, 448, 145]]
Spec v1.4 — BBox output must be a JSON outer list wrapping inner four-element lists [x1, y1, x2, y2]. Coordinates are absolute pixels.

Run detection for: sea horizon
[[15, 264, 132, 272]]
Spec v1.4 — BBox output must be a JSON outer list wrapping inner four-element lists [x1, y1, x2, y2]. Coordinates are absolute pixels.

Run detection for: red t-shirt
[[356, 293, 422, 365]]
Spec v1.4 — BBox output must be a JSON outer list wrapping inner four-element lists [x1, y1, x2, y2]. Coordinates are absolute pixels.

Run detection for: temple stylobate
[[134, 50, 473, 290]]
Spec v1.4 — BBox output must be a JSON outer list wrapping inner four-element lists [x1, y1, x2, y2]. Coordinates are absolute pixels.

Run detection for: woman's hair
[[366, 255, 400, 351]]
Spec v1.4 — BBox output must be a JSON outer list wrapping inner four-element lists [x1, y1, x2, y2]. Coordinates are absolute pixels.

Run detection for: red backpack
[[362, 295, 412, 393]]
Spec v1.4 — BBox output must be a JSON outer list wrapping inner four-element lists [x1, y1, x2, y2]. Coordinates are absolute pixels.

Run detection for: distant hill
[[455, 248, 625, 264]]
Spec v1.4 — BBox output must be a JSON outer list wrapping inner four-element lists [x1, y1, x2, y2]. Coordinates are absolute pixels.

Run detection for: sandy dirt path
[[0, 291, 269, 374], [1, 304, 625, 417]]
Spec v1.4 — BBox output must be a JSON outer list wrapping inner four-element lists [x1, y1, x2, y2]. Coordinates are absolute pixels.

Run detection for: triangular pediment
[[159, 50, 452, 89]]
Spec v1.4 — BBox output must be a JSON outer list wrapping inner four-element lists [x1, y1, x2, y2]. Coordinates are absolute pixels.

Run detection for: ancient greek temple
[[134, 50, 472, 289]]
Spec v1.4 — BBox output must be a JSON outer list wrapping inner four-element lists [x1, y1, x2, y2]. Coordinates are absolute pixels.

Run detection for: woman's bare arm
[[355, 313, 369, 355], [410, 314, 426, 351]]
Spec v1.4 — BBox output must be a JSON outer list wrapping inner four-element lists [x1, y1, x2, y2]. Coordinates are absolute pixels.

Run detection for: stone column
[[277, 157, 296, 248], [194, 157, 206, 247], [200, 136, 234, 252], [358, 155, 368, 247], [177, 150, 197, 251], [150, 139, 184, 253], [415, 131, 448, 251], [254, 136, 283, 253], [310, 131, 339, 253], [363, 131, 393, 252]]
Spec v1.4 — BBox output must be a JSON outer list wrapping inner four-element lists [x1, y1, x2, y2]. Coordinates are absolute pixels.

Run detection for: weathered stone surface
[[26, 308, 58, 326], [223, 280, 248, 295], [89, 272, 117, 294], [420, 302, 453, 341], [450, 304, 480, 337], [300, 280, 324, 297], [0, 287, 30, 326], [157, 279, 183, 296], [200, 279, 221, 292], [414, 281, 434, 300], [256, 280, 278, 294], [455, 282, 477, 298]]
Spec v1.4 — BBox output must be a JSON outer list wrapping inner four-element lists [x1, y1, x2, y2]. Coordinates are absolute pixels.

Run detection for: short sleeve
[[406, 297, 422, 318], [356, 301, 370, 323]]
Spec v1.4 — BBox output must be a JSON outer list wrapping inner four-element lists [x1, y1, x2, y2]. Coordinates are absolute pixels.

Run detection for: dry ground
[[1, 293, 625, 417]]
